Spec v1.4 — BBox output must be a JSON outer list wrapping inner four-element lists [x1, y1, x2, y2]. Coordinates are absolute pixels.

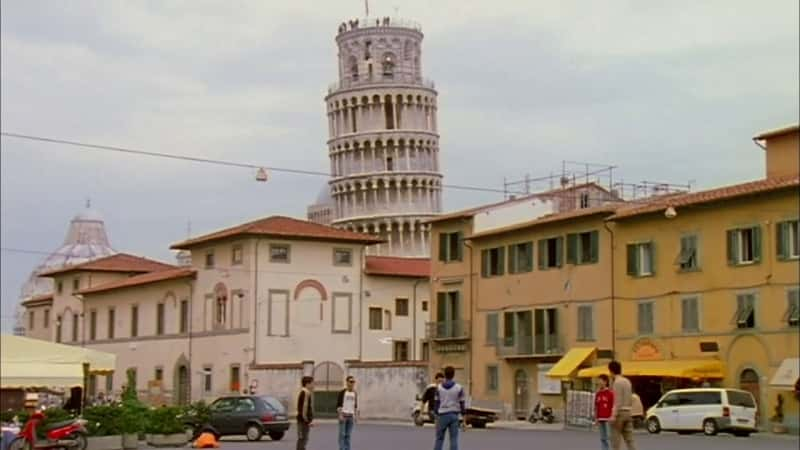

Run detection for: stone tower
[[323, 17, 442, 257]]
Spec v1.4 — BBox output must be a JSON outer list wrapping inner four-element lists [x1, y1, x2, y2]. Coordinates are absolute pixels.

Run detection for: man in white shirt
[[337, 376, 358, 450]]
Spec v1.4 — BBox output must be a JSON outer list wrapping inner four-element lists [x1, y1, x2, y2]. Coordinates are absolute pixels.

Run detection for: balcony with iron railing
[[426, 320, 470, 341], [496, 334, 564, 358], [328, 74, 436, 94]]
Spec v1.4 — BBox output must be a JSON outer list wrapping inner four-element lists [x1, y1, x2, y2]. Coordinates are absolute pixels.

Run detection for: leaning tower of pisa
[[323, 17, 443, 257]]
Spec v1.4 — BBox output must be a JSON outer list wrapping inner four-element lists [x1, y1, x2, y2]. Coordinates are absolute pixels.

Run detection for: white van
[[645, 388, 757, 437]]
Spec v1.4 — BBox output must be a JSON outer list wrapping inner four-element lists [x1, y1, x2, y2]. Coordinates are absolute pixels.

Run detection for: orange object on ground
[[194, 432, 219, 448]]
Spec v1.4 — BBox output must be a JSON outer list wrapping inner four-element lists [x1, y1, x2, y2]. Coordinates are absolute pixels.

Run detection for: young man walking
[[595, 374, 614, 450], [337, 376, 358, 450], [421, 372, 444, 422], [608, 361, 637, 450], [433, 366, 465, 450], [296, 376, 315, 450]]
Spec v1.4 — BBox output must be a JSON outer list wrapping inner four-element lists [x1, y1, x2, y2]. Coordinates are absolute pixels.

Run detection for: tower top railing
[[328, 74, 435, 95], [336, 17, 423, 36]]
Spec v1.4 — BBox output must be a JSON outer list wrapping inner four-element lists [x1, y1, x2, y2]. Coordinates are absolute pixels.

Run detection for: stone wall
[[346, 361, 428, 420], [248, 365, 304, 414]]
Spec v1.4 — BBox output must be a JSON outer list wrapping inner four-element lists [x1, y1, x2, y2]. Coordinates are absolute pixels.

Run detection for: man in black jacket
[[336, 376, 358, 450], [296, 376, 314, 450]]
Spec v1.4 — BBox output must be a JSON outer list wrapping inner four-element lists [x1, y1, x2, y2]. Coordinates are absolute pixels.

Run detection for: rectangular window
[[393, 341, 409, 361], [72, 313, 79, 342], [179, 300, 189, 334], [230, 365, 241, 392], [203, 366, 212, 393], [268, 291, 290, 336], [734, 293, 756, 329], [28, 311, 35, 331], [105, 375, 113, 393], [777, 220, 800, 260], [435, 291, 463, 338], [481, 247, 505, 277], [156, 303, 165, 336], [44, 309, 50, 328], [107, 308, 115, 340], [677, 234, 699, 271], [205, 251, 215, 268], [130, 368, 138, 391], [154, 367, 164, 382], [89, 310, 97, 341], [73, 278, 80, 291], [486, 313, 499, 346], [627, 242, 655, 276], [637, 301, 654, 335], [368, 307, 383, 330], [395, 298, 409, 316], [486, 365, 499, 393], [269, 244, 290, 263], [538, 237, 563, 269], [577, 305, 594, 341], [332, 293, 352, 333], [681, 296, 700, 332], [422, 301, 428, 312], [785, 289, 799, 327], [88, 374, 97, 397], [130, 305, 139, 338], [566, 231, 599, 265], [508, 242, 534, 274], [533, 308, 558, 354], [57, 281, 63, 295], [56, 316, 62, 343], [231, 245, 244, 265], [438, 232, 463, 262], [333, 248, 352, 266], [727, 227, 762, 265], [384, 310, 392, 331], [421, 342, 430, 361]]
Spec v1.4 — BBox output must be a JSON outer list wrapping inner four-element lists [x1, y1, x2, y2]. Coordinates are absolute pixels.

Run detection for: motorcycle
[[411, 395, 435, 427], [528, 401, 555, 424], [9, 412, 88, 450]]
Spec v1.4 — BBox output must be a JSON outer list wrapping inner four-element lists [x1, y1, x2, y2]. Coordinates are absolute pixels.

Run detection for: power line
[[0, 131, 637, 199]]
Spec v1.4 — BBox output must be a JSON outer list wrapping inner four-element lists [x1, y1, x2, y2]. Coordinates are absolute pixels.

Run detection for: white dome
[[315, 184, 333, 205]]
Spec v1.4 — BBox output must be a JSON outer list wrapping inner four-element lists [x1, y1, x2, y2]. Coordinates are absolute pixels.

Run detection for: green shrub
[[121, 369, 138, 403], [82, 405, 123, 436], [144, 407, 184, 435], [119, 399, 148, 435], [181, 401, 211, 427]]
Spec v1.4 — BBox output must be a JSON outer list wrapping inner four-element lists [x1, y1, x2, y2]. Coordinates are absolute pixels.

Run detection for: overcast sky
[[1, 0, 798, 331]]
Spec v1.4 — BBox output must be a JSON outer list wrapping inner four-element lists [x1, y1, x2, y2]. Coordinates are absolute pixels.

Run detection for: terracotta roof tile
[[609, 174, 800, 220], [21, 293, 54, 307], [468, 205, 619, 239], [77, 268, 196, 296], [171, 215, 384, 249], [39, 253, 176, 277], [364, 256, 430, 278]]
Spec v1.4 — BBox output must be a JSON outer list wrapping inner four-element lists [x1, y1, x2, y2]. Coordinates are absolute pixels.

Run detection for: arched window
[[382, 53, 396, 79], [214, 283, 228, 327], [348, 56, 359, 81]]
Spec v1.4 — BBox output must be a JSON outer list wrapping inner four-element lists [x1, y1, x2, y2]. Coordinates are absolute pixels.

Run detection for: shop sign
[[631, 338, 662, 361]]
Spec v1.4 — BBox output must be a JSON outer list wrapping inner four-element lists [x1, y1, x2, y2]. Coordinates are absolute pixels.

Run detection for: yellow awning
[[1, 335, 117, 388], [577, 359, 725, 379], [547, 347, 597, 380]]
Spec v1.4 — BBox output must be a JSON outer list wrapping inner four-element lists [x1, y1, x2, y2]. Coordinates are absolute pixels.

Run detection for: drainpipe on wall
[[186, 279, 194, 404], [463, 239, 475, 395], [412, 278, 424, 360], [252, 239, 261, 367], [603, 221, 616, 357], [359, 247, 364, 362]]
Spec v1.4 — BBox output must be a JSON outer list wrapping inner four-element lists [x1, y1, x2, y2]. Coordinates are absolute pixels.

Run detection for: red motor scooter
[[9, 412, 88, 450]]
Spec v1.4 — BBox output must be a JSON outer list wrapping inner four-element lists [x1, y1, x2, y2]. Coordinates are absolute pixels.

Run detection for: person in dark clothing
[[336, 376, 358, 450], [296, 376, 314, 450], [421, 372, 444, 421]]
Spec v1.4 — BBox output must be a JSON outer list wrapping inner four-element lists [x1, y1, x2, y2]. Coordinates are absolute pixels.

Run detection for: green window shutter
[[727, 230, 738, 265], [566, 233, 578, 264], [590, 230, 599, 263], [538, 240, 546, 269], [508, 245, 518, 274], [481, 249, 489, 278], [627, 244, 638, 275], [776, 222, 787, 260], [555, 237, 564, 267], [648, 242, 656, 275], [486, 313, 498, 345], [436, 292, 447, 322], [453, 291, 462, 320], [497, 247, 506, 275], [438, 233, 448, 261], [526, 242, 534, 271], [752, 226, 762, 263], [455, 232, 464, 261]]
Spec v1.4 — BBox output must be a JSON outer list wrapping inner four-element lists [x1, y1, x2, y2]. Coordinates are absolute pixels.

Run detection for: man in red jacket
[[595, 374, 614, 450]]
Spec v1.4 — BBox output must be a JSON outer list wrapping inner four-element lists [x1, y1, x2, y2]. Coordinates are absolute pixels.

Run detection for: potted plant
[[119, 400, 147, 449], [145, 406, 188, 447], [771, 394, 788, 434], [83, 406, 123, 450]]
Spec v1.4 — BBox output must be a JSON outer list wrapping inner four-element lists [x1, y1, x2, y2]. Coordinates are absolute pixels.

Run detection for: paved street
[[212, 423, 799, 450]]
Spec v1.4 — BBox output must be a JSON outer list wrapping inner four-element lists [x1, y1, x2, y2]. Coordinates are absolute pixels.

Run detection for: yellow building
[[576, 124, 799, 431]]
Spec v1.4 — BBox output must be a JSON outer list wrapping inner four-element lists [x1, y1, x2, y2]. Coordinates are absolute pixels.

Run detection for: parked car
[[185, 396, 290, 442], [645, 388, 757, 437]]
